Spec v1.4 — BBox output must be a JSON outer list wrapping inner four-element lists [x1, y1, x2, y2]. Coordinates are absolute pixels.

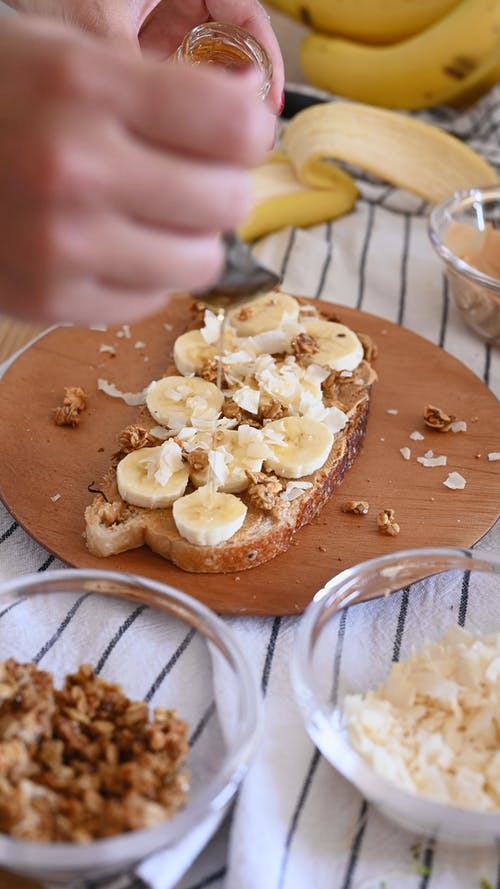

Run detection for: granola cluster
[[118, 424, 157, 455], [0, 660, 189, 842], [52, 386, 88, 428]]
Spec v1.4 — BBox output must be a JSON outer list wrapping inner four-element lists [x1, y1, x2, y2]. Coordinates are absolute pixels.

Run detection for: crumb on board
[[377, 508, 400, 536]]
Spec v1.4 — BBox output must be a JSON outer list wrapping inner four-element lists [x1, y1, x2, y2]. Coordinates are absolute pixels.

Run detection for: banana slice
[[190, 428, 270, 493], [117, 445, 189, 509], [263, 416, 334, 478], [228, 291, 300, 336], [173, 330, 219, 376], [173, 485, 247, 545], [173, 327, 237, 376], [146, 376, 223, 429], [303, 319, 363, 371]]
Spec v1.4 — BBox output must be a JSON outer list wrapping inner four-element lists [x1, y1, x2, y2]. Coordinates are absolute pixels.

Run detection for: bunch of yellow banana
[[266, 0, 500, 109], [239, 102, 498, 241]]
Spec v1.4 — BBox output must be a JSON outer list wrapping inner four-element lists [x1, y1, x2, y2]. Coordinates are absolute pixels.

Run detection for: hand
[[6, 0, 285, 114], [138, 1, 285, 114], [0, 16, 275, 325]]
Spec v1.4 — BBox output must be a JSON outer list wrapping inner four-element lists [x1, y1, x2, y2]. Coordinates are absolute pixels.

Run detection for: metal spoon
[[197, 232, 282, 309]]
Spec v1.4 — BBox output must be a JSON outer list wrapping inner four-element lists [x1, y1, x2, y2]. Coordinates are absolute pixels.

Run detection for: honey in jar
[[175, 22, 273, 100]]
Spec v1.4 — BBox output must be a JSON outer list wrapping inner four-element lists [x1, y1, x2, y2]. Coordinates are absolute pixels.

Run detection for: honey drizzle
[[205, 306, 228, 506]]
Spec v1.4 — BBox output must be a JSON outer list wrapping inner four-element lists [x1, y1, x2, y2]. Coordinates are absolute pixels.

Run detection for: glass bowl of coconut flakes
[[292, 546, 500, 845]]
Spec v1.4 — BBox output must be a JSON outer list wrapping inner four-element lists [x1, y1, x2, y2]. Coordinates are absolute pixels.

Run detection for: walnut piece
[[221, 399, 260, 428], [291, 332, 319, 361], [186, 447, 209, 473], [377, 508, 400, 536], [247, 472, 283, 512], [423, 404, 455, 432], [52, 386, 88, 427], [0, 660, 189, 843], [258, 399, 287, 422], [341, 500, 369, 515]]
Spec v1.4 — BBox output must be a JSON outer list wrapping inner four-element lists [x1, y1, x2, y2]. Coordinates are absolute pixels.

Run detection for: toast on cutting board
[[84, 292, 377, 573]]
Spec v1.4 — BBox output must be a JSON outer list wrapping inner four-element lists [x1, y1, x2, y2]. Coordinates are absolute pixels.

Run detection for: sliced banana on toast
[[146, 376, 223, 430], [302, 320, 364, 371], [228, 292, 300, 336], [117, 444, 189, 509], [263, 417, 334, 479], [173, 485, 247, 546]]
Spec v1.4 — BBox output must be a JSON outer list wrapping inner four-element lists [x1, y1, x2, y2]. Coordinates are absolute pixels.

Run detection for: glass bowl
[[0, 569, 261, 888], [428, 185, 500, 345], [292, 546, 500, 846]]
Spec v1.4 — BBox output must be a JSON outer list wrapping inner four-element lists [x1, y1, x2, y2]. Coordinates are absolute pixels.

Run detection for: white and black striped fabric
[[1, 87, 500, 889]]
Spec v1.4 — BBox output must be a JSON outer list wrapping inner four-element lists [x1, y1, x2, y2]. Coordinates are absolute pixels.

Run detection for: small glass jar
[[175, 22, 273, 100]]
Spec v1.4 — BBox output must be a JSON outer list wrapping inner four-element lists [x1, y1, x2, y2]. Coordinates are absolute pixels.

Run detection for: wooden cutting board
[[0, 296, 498, 615]]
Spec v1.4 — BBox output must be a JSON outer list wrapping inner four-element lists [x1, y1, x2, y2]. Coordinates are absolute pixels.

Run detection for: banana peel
[[239, 102, 498, 241], [283, 102, 498, 204], [238, 151, 358, 241]]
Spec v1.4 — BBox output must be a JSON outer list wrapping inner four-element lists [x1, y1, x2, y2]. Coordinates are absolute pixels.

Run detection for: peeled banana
[[283, 102, 498, 204], [267, 0, 461, 45], [299, 0, 500, 110]]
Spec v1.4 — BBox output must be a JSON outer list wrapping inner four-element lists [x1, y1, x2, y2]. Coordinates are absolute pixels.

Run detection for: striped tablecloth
[[0, 87, 499, 889]]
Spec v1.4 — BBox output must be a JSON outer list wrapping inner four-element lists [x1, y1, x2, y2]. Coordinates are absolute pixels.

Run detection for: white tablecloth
[[1, 87, 499, 889]]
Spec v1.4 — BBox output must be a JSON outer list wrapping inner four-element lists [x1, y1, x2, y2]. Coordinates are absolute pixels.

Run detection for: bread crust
[[84, 306, 375, 574]]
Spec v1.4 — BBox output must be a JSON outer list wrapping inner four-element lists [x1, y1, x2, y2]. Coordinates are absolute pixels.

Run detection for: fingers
[[120, 61, 277, 166], [83, 214, 225, 293], [206, 0, 285, 113]]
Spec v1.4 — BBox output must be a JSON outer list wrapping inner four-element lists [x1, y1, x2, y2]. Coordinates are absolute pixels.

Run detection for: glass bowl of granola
[[428, 184, 500, 344], [291, 545, 500, 845], [0, 569, 261, 887]]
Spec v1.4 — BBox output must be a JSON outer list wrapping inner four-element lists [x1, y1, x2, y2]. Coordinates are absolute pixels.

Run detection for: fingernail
[[278, 89, 285, 115]]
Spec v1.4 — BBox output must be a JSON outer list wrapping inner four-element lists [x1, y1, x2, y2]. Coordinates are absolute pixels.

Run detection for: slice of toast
[[84, 296, 377, 573]]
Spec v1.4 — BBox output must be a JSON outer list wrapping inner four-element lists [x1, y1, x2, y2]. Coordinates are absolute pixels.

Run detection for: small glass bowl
[[0, 570, 261, 887], [292, 546, 500, 846], [175, 22, 273, 100], [428, 185, 500, 345]]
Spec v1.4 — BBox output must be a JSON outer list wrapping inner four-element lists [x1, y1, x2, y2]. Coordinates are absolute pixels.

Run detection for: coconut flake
[[88, 324, 108, 332], [409, 431, 425, 441], [50, 493, 61, 502], [200, 309, 222, 345], [232, 386, 260, 415], [116, 324, 131, 339], [487, 452, 500, 461], [450, 420, 467, 433], [400, 447, 411, 461], [280, 480, 314, 501], [417, 450, 447, 468], [134, 340, 146, 349], [99, 343, 116, 355], [386, 408, 398, 415], [97, 379, 147, 405], [142, 439, 184, 486], [443, 471, 467, 490], [321, 406, 349, 434]]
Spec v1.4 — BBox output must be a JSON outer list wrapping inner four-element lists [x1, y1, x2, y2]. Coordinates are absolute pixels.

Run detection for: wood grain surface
[[1, 296, 499, 616]]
